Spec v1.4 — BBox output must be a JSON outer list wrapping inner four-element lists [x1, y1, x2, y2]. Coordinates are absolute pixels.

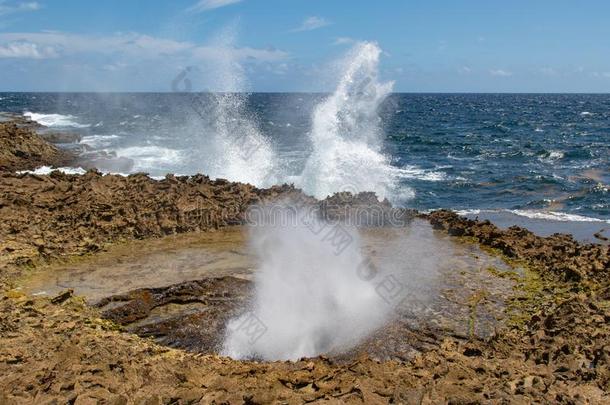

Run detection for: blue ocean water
[[1, 92, 608, 223]]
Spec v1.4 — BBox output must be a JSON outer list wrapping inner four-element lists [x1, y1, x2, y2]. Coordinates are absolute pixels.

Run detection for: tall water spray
[[222, 205, 393, 361], [298, 42, 412, 203], [190, 25, 278, 186]]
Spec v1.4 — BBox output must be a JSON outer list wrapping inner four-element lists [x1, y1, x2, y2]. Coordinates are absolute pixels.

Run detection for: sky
[[1, 0, 610, 92]]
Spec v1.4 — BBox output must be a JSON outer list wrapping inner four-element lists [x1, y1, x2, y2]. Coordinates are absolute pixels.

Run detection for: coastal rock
[[0, 122, 74, 172], [37, 130, 82, 144], [0, 168, 303, 280], [97, 276, 251, 353], [76, 152, 135, 173], [320, 191, 416, 227], [427, 209, 609, 283], [0, 112, 43, 130]]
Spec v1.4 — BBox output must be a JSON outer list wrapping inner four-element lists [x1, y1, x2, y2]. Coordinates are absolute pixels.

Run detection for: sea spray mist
[[298, 42, 414, 204], [187, 23, 278, 186], [222, 203, 392, 361]]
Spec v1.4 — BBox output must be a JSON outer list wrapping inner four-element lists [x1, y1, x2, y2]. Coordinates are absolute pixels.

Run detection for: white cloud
[[333, 36, 355, 46], [192, 44, 288, 62], [0, 32, 192, 58], [0, 1, 40, 16], [539, 67, 558, 76], [458, 66, 472, 74], [102, 62, 128, 72], [187, 0, 242, 13], [292, 16, 331, 32], [591, 71, 610, 78], [490, 69, 512, 77], [0, 41, 57, 58], [0, 31, 288, 62], [263, 62, 289, 76]]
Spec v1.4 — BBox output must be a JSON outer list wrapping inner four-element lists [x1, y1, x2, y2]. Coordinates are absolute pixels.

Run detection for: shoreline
[[0, 120, 609, 402], [3, 112, 608, 241]]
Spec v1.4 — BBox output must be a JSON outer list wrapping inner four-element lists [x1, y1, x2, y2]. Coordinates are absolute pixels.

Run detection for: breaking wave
[[24, 112, 90, 128], [297, 42, 413, 204]]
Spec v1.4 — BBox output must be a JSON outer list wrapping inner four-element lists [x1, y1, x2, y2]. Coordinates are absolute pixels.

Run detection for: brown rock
[[0, 122, 74, 172]]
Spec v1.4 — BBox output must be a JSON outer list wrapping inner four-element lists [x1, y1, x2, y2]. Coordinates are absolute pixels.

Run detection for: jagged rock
[[0, 122, 74, 171], [427, 209, 609, 283]]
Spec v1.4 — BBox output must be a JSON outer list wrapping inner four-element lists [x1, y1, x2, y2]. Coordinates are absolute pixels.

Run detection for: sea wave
[[80, 134, 121, 148], [17, 166, 87, 176], [456, 208, 609, 224], [537, 150, 564, 163], [115, 146, 182, 172], [16, 166, 173, 181], [508, 210, 610, 223], [399, 165, 448, 181], [24, 112, 90, 128], [454, 209, 482, 216]]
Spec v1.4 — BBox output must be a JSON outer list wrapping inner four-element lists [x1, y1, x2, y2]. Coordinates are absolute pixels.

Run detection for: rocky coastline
[[0, 120, 608, 403]]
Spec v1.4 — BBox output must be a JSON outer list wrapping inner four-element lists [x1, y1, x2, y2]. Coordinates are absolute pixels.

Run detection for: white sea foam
[[16, 166, 177, 181], [297, 42, 412, 204], [17, 166, 87, 175], [508, 210, 610, 223], [24, 112, 90, 128], [399, 165, 448, 181], [538, 150, 564, 163], [80, 134, 120, 148], [580, 111, 594, 116], [115, 146, 182, 172], [456, 208, 609, 224], [454, 209, 482, 216], [548, 151, 564, 160]]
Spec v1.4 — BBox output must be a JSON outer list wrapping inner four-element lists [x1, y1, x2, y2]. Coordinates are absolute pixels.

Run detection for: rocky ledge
[[0, 122, 74, 171]]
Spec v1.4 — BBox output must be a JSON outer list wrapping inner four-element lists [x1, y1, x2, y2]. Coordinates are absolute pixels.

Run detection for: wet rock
[[76, 151, 135, 173], [38, 130, 82, 144], [320, 191, 416, 227], [51, 289, 74, 305], [97, 276, 251, 353]]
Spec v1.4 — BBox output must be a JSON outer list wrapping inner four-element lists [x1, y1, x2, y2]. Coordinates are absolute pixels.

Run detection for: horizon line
[[2, 91, 610, 95]]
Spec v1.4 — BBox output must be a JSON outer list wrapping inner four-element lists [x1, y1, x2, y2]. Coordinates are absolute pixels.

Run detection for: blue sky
[[1, 0, 610, 92]]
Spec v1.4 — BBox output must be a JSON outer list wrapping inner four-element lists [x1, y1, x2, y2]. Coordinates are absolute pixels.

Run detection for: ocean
[[1, 91, 608, 238]]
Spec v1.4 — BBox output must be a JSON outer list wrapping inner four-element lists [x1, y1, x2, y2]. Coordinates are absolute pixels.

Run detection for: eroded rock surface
[[0, 169, 297, 285], [0, 122, 73, 172], [98, 276, 251, 353], [428, 209, 609, 283]]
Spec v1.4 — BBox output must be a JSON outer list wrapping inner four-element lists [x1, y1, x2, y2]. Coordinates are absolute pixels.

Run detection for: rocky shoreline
[[0, 120, 608, 403], [0, 121, 73, 172]]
